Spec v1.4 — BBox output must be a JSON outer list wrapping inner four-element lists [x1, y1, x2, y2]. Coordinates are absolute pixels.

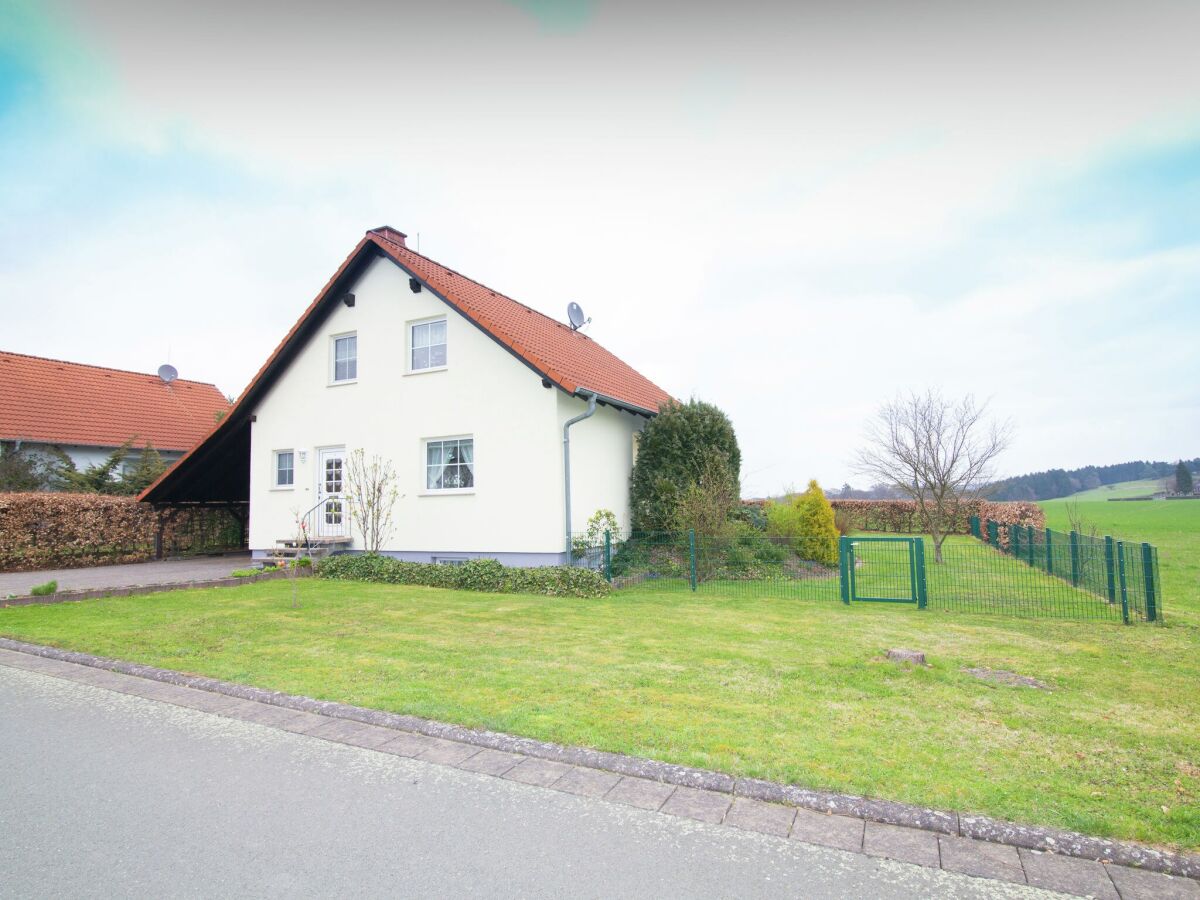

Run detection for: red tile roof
[[140, 229, 672, 502], [367, 229, 673, 413], [0, 351, 229, 451]]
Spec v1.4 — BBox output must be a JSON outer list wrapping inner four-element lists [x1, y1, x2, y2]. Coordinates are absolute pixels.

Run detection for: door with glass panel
[[316, 448, 347, 538]]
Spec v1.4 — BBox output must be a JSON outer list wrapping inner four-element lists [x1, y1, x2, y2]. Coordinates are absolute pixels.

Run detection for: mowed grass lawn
[[2, 574, 1197, 851]]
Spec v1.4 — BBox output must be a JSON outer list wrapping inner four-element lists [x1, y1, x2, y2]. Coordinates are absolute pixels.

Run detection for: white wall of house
[[558, 392, 640, 540], [248, 256, 642, 564]]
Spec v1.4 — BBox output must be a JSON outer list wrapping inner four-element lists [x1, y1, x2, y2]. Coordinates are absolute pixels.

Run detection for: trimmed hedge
[[747, 498, 1045, 536], [0, 492, 245, 572], [316, 554, 611, 599]]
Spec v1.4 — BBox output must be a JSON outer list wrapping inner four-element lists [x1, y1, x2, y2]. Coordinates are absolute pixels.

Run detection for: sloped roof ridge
[[368, 231, 592, 343], [0, 349, 220, 389]]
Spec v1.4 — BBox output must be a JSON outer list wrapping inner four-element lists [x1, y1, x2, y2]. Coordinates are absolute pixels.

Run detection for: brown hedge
[[0, 493, 245, 573], [823, 498, 1045, 538]]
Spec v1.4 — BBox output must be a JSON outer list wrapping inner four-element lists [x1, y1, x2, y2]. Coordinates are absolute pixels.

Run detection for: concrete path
[[0, 659, 1063, 900], [0, 553, 252, 597]]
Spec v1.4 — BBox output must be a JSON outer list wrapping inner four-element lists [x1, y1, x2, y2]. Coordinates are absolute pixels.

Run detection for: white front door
[[317, 448, 347, 538]]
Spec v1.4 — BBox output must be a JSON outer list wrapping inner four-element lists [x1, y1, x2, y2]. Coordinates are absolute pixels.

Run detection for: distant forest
[[987, 458, 1200, 501]]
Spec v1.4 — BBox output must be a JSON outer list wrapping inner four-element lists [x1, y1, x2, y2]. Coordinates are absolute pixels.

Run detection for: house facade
[[144, 227, 672, 565], [0, 351, 229, 476]]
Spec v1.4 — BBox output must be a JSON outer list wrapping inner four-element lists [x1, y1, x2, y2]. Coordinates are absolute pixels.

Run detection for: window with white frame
[[274, 450, 295, 487], [425, 437, 473, 490], [332, 333, 357, 382], [410, 318, 447, 371]]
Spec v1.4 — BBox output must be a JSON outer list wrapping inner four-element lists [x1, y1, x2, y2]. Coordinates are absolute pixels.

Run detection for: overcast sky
[[2, 0, 1198, 496]]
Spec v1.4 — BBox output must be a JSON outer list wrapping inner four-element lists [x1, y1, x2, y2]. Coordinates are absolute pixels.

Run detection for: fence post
[[839, 537, 851, 604], [1069, 531, 1080, 585], [688, 529, 697, 592], [1117, 541, 1130, 624], [1026, 525, 1034, 566], [603, 530, 612, 583], [1141, 542, 1158, 623], [914, 538, 928, 609], [1104, 536, 1117, 604], [1045, 528, 1055, 576], [987, 521, 998, 548]]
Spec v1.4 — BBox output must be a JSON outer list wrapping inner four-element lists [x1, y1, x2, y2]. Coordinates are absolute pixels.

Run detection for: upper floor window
[[332, 333, 357, 383], [410, 318, 447, 372], [274, 450, 294, 488], [426, 437, 473, 491]]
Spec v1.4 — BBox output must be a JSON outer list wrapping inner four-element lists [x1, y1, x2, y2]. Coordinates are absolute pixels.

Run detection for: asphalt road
[[0, 665, 1056, 899]]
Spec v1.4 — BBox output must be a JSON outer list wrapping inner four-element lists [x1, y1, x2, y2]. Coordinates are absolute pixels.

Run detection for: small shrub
[[230, 568, 260, 578], [573, 509, 619, 559], [766, 480, 839, 566], [833, 507, 856, 537], [30, 580, 57, 596]]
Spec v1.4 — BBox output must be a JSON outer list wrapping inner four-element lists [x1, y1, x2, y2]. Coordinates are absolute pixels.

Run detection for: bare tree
[[1063, 500, 1099, 540], [854, 391, 1011, 562], [344, 449, 401, 554]]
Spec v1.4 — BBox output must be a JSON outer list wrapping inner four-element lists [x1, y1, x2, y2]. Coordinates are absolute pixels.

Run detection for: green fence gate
[[839, 536, 927, 607]]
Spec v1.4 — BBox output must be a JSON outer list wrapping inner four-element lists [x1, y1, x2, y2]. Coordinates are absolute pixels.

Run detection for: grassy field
[[2, 576, 1197, 851], [1042, 491, 1200, 625]]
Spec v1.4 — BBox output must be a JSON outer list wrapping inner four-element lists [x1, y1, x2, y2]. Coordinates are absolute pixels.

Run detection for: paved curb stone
[[1, 635, 1196, 882]]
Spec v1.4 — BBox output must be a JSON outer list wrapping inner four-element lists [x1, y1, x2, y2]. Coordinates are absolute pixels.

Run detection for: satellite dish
[[567, 302, 589, 331], [157, 364, 178, 384]]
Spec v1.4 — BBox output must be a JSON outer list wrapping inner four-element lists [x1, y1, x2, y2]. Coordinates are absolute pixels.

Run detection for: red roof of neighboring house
[[0, 351, 229, 451], [366, 229, 674, 414]]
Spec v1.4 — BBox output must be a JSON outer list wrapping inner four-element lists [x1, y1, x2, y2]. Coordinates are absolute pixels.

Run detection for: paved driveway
[[0, 662, 1058, 900], [0, 554, 252, 597]]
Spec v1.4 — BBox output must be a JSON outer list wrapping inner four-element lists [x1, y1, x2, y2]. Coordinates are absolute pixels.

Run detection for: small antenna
[[567, 302, 590, 331], [157, 364, 178, 384]]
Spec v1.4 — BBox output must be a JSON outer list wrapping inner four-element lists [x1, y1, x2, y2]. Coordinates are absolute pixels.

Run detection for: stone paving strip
[[1, 638, 1197, 900]]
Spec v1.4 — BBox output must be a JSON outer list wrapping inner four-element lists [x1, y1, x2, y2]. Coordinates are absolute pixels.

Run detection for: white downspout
[[563, 390, 598, 558]]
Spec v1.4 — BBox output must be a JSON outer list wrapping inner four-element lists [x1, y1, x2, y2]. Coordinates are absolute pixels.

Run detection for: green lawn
[[2, 576, 1197, 851]]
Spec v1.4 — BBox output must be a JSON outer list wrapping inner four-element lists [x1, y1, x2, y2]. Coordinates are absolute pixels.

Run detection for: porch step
[[268, 536, 351, 567]]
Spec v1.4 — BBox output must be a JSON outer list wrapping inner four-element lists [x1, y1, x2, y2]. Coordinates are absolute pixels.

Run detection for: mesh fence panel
[[571, 525, 1162, 624]]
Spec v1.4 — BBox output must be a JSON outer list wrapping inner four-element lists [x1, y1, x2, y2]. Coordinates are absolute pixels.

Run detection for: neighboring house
[[143, 226, 672, 565], [0, 351, 230, 476]]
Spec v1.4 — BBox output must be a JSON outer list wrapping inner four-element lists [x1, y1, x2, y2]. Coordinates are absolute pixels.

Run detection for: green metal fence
[[969, 516, 1160, 624], [572, 526, 1162, 624]]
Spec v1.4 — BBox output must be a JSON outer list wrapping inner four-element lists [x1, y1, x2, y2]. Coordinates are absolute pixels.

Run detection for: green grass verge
[[1, 577, 1196, 850]]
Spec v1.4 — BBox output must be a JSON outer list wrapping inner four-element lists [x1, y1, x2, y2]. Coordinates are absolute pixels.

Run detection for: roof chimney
[[368, 225, 407, 247]]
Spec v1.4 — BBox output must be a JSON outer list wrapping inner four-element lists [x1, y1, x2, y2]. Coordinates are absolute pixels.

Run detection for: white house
[[143, 227, 672, 565]]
